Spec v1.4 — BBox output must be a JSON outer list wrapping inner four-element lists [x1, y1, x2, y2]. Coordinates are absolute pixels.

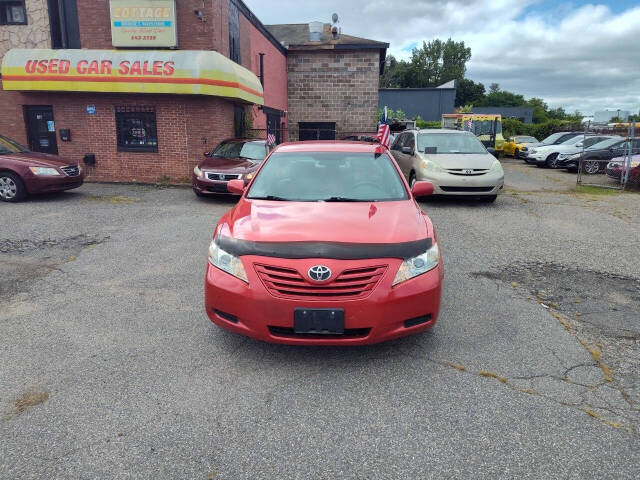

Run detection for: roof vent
[[309, 21, 323, 42]]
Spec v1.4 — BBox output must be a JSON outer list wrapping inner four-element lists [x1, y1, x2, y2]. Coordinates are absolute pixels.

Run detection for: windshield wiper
[[321, 197, 366, 202], [248, 195, 290, 201]]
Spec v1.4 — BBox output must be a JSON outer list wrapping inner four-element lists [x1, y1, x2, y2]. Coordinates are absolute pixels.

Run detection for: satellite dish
[[332, 13, 339, 23]]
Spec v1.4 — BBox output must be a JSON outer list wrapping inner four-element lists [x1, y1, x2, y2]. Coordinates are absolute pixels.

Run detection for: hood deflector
[[215, 236, 432, 260]]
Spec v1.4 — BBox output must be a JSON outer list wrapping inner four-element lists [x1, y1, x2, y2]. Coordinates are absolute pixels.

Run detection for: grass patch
[[14, 390, 49, 414], [584, 407, 598, 418], [573, 185, 624, 196], [479, 371, 508, 383], [87, 194, 140, 205], [442, 362, 466, 372]]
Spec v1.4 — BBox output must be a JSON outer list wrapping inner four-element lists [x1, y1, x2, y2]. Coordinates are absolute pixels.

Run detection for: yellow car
[[503, 135, 538, 158]]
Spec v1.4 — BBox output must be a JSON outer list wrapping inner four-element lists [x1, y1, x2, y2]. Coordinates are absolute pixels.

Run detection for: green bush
[[502, 118, 582, 141], [416, 120, 441, 129]]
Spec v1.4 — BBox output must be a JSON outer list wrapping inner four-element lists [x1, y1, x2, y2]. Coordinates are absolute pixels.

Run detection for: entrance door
[[299, 122, 335, 141], [266, 113, 281, 144], [24, 106, 58, 154]]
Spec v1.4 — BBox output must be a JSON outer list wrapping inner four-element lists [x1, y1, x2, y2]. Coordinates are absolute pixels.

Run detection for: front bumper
[[193, 174, 246, 196], [417, 170, 504, 196], [205, 256, 442, 345], [25, 172, 85, 194]]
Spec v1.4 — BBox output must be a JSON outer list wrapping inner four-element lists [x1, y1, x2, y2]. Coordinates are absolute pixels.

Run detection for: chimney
[[309, 21, 323, 42]]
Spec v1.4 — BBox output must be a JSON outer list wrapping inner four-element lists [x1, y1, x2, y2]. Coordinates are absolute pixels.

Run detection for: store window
[[47, 0, 81, 48], [115, 106, 158, 152], [0, 1, 27, 25], [228, 0, 241, 64]]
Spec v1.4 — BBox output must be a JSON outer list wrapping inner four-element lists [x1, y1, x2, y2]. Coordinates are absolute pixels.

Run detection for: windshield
[[0, 135, 29, 154], [473, 119, 502, 135], [587, 137, 623, 150], [418, 133, 487, 154], [246, 152, 408, 202], [540, 133, 565, 144], [210, 141, 266, 161], [516, 136, 537, 143]]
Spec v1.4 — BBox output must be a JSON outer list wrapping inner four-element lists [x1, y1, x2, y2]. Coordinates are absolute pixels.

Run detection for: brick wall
[[0, 0, 50, 58], [77, 0, 229, 52], [286, 49, 380, 141], [0, 91, 234, 183]]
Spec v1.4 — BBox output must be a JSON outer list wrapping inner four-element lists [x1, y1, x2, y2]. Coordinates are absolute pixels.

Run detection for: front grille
[[255, 263, 387, 299], [206, 172, 242, 181], [268, 326, 371, 339], [61, 165, 80, 176], [446, 169, 488, 176], [440, 186, 494, 193]]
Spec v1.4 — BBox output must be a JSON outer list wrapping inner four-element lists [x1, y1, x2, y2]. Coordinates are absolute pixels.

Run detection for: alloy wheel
[[0, 176, 17, 200], [583, 161, 599, 174]]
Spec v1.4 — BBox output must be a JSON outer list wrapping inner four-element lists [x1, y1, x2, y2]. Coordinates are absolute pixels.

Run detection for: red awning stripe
[[2, 74, 264, 98]]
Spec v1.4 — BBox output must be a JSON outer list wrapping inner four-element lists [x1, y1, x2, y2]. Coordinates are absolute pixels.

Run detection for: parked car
[[528, 135, 614, 168], [605, 155, 640, 183], [561, 137, 640, 174], [390, 129, 504, 202], [192, 139, 270, 196], [0, 134, 84, 202], [205, 141, 442, 345], [520, 132, 586, 163], [503, 135, 538, 158]]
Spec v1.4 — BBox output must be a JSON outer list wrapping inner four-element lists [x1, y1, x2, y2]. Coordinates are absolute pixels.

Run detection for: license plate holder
[[294, 308, 344, 335]]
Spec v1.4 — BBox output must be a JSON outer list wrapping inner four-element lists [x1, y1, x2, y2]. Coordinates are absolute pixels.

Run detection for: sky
[[244, 0, 640, 115]]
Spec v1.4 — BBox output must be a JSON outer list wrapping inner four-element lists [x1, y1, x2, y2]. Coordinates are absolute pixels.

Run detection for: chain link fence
[[575, 123, 639, 190]]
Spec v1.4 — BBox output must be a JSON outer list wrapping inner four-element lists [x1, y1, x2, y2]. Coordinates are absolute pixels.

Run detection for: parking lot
[[2, 158, 639, 479]]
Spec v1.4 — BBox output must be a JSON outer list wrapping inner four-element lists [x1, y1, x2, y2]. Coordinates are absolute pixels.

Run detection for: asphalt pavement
[[1, 160, 639, 479]]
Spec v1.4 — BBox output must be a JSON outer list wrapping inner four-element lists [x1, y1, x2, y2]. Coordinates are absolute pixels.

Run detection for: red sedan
[[0, 134, 84, 202], [205, 141, 443, 345]]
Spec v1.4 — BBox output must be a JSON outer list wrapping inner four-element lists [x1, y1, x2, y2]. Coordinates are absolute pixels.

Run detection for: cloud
[[246, 0, 640, 113]]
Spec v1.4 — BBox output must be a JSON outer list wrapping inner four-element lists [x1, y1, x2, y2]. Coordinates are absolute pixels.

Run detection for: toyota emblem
[[308, 265, 332, 282]]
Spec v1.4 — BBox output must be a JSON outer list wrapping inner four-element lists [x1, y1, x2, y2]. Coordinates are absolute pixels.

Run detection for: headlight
[[393, 243, 439, 286], [557, 154, 567, 160], [631, 161, 640, 168], [529, 149, 537, 154], [421, 160, 443, 173], [567, 153, 581, 160], [194, 165, 204, 178], [245, 172, 254, 180], [489, 159, 502, 172], [208, 238, 248, 283], [29, 166, 60, 176]]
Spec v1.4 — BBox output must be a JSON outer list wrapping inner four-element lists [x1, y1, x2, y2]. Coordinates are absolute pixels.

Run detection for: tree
[[476, 85, 526, 107], [380, 38, 471, 88], [455, 78, 485, 107]]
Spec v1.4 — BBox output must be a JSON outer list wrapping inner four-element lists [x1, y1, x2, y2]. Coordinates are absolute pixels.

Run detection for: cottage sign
[[110, 0, 177, 48]]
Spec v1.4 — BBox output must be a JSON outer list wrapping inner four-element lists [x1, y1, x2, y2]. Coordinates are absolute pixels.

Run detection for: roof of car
[[417, 129, 474, 134], [274, 141, 385, 153]]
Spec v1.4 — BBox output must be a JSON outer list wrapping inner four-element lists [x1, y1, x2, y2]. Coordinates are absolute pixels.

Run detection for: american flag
[[377, 106, 390, 148], [266, 132, 276, 146], [466, 117, 473, 132]]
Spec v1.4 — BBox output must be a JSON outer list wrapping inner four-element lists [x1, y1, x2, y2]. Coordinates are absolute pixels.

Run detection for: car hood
[[418, 152, 495, 169], [1, 151, 75, 167], [220, 199, 430, 244], [199, 156, 261, 173]]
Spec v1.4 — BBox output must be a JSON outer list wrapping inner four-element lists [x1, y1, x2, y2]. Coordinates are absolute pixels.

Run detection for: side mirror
[[487, 147, 498, 158], [227, 179, 246, 195], [401, 146, 414, 155], [411, 181, 434, 198]]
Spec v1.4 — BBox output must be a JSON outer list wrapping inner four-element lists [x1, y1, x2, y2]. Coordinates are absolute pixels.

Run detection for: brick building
[[1, 2, 387, 183], [266, 23, 388, 141]]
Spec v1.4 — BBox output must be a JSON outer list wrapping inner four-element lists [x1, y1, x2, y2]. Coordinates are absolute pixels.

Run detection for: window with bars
[[0, 1, 27, 25], [115, 106, 158, 152]]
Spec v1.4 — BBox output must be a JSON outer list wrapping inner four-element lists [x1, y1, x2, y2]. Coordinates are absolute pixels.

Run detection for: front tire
[[583, 160, 600, 175], [546, 153, 559, 168], [409, 172, 417, 188], [0, 172, 26, 202]]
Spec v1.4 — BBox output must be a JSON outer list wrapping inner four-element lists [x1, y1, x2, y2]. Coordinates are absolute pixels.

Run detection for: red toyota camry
[[205, 141, 443, 345]]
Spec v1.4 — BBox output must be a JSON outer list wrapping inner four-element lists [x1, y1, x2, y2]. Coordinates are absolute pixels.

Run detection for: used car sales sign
[[110, 0, 177, 48], [0, 49, 264, 105]]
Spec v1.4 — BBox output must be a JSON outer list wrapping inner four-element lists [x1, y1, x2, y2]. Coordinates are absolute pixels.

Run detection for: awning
[[1, 49, 264, 105]]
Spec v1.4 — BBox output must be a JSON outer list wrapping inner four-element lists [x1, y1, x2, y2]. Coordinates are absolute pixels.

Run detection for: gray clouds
[[246, 0, 640, 113]]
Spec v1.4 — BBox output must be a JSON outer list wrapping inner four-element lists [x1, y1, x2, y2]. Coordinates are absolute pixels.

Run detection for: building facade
[[1, 3, 387, 183], [0, 0, 286, 183], [267, 23, 387, 142]]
